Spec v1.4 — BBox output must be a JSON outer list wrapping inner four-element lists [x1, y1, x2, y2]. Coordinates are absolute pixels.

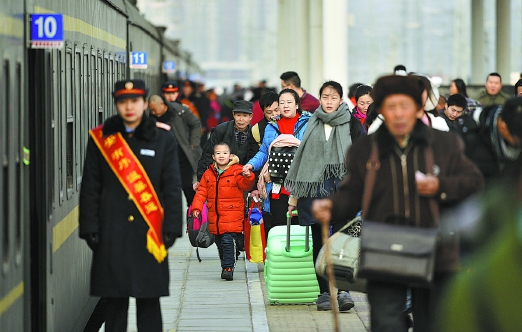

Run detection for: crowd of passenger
[[80, 68, 522, 331]]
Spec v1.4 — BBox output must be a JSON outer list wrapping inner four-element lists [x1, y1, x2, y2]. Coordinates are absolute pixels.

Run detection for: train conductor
[[79, 79, 183, 331]]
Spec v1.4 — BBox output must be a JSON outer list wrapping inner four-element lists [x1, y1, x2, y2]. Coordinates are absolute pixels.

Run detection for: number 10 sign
[[31, 14, 64, 49]]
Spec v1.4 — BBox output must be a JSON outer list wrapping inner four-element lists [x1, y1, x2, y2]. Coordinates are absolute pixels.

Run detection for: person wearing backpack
[[191, 142, 255, 280], [284, 81, 365, 312], [243, 88, 311, 234]]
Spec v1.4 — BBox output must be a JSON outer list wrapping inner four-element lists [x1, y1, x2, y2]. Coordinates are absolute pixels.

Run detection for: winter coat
[[197, 120, 259, 180], [330, 120, 484, 271], [247, 112, 312, 171], [192, 156, 255, 235], [162, 102, 202, 173], [300, 90, 320, 113], [477, 89, 510, 107], [79, 114, 183, 298]]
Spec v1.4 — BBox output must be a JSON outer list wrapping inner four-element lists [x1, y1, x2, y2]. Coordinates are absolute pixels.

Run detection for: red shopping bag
[[243, 200, 266, 263]]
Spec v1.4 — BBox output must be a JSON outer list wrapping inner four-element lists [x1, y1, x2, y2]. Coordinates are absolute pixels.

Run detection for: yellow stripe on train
[[0, 282, 24, 316]]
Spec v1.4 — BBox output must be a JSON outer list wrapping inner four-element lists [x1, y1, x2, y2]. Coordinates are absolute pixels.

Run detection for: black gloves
[[163, 233, 176, 249], [86, 233, 99, 251]]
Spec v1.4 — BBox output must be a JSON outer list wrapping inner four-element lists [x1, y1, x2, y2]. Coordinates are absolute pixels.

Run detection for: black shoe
[[337, 291, 355, 312], [221, 268, 233, 281], [316, 292, 332, 311]]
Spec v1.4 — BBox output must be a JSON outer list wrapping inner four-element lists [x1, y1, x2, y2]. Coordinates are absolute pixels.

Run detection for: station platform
[[103, 229, 371, 332]]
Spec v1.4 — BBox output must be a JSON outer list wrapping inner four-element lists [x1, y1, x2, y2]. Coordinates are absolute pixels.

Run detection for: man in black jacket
[[149, 94, 201, 205], [195, 100, 259, 189]]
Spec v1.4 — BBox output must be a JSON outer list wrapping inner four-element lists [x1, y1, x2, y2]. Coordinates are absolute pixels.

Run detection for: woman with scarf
[[243, 89, 311, 234], [284, 81, 365, 312], [351, 84, 373, 129]]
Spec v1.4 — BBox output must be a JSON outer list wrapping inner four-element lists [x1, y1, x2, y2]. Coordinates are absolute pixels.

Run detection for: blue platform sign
[[31, 14, 64, 48], [130, 52, 148, 69], [163, 60, 176, 73]]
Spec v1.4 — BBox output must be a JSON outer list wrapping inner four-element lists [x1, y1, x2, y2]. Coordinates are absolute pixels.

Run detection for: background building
[[138, 0, 522, 94]]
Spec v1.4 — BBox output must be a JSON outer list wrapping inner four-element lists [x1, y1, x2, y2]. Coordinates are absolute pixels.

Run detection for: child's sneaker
[[221, 268, 233, 281]]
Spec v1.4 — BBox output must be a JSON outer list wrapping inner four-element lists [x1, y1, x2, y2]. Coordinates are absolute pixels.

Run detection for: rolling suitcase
[[264, 211, 320, 304]]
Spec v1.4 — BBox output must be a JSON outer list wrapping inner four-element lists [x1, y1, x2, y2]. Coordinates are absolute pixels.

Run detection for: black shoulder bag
[[357, 141, 440, 287]]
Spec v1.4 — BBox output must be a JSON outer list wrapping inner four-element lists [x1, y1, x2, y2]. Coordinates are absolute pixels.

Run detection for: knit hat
[[371, 75, 424, 111]]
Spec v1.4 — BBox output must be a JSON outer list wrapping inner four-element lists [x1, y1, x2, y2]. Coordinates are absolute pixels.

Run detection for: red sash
[[90, 125, 167, 263]]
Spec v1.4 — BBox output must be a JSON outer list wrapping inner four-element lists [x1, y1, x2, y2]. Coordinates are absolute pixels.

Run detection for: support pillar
[[278, 0, 310, 90], [322, 0, 349, 94], [471, 0, 484, 84], [496, 0, 511, 82]]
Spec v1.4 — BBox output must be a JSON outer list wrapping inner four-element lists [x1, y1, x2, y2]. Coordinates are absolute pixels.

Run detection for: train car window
[[97, 55, 103, 124], [107, 55, 112, 116], [90, 54, 96, 128], [75, 52, 81, 190], [2, 60, 10, 268], [15, 62, 22, 257], [57, 50, 64, 205], [65, 50, 74, 198], [80, 54, 88, 172], [104, 57, 109, 118]]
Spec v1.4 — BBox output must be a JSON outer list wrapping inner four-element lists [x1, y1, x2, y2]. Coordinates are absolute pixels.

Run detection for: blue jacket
[[247, 112, 311, 171], [246, 112, 311, 211]]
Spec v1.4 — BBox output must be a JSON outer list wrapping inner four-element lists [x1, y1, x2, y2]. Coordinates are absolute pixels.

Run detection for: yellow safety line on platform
[[0, 13, 24, 38], [53, 206, 79, 253], [35, 6, 126, 49], [0, 282, 24, 316]]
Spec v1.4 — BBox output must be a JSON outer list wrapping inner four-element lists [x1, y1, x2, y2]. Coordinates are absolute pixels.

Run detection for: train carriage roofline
[[33, 6, 126, 49]]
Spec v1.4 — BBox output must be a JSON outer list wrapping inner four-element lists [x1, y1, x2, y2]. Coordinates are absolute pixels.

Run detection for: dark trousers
[[103, 297, 162, 332], [215, 232, 238, 269], [179, 152, 195, 206], [311, 221, 345, 294], [367, 274, 453, 332]]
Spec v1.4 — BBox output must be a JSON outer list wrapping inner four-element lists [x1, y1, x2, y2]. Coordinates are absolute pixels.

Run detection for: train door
[[27, 46, 54, 331], [0, 3, 29, 331]]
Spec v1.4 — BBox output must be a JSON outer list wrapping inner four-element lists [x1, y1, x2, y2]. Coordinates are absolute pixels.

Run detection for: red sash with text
[[90, 125, 167, 263]]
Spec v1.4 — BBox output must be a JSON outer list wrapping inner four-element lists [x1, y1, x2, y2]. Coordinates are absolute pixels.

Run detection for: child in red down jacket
[[191, 142, 255, 280]]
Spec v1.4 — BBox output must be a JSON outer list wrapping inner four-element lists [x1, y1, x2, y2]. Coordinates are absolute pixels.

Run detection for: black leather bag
[[358, 221, 439, 287], [357, 140, 442, 288]]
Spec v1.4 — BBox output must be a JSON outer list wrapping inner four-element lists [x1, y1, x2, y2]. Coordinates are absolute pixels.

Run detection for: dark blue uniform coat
[[79, 114, 183, 297]]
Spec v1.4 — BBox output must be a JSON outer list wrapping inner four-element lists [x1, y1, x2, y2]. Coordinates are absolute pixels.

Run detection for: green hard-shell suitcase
[[264, 210, 320, 304]]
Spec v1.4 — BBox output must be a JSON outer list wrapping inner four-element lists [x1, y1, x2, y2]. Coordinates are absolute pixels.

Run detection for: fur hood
[[212, 154, 240, 172]]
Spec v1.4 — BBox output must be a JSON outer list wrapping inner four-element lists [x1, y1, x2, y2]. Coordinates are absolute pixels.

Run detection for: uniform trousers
[[103, 297, 162, 332]]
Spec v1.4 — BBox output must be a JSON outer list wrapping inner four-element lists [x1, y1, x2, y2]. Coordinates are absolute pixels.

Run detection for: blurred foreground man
[[79, 79, 183, 332], [312, 75, 483, 331]]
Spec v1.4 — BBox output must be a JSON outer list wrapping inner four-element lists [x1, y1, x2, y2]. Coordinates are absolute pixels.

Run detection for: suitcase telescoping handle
[[285, 210, 310, 253]]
